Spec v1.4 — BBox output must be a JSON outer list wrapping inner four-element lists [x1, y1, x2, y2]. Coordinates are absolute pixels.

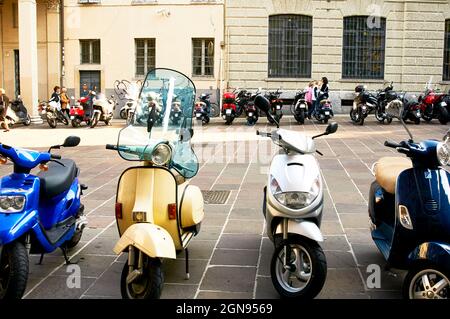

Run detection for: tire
[[385, 116, 393, 124], [59, 112, 69, 126], [47, 114, 57, 128], [24, 115, 31, 126], [270, 236, 327, 299], [350, 108, 358, 123], [295, 109, 305, 125], [414, 117, 421, 125], [71, 119, 80, 128], [225, 116, 233, 125], [90, 113, 100, 128], [210, 103, 220, 118], [356, 108, 365, 126], [120, 109, 127, 120], [324, 117, 329, 124], [202, 116, 210, 125], [65, 228, 83, 250], [438, 107, 449, 125], [403, 264, 449, 299], [121, 257, 163, 299], [0, 241, 29, 299], [375, 108, 385, 123]]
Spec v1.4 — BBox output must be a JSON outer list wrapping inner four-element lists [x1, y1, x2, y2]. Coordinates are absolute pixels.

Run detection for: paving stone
[[197, 291, 253, 299], [54, 255, 116, 278], [200, 266, 257, 293], [339, 213, 370, 229], [224, 219, 263, 235], [164, 259, 208, 284], [25, 275, 96, 299], [217, 234, 262, 250], [351, 243, 387, 267], [210, 249, 259, 266], [325, 251, 357, 269], [161, 284, 198, 299], [84, 261, 122, 298], [254, 276, 279, 299]]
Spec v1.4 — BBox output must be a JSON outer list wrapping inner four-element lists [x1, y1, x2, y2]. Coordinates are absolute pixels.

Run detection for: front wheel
[[90, 113, 100, 128], [356, 108, 365, 126], [403, 265, 449, 299], [270, 237, 327, 299], [295, 109, 305, 125], [438, 107, 449, 125], [121, 257, 163, 299], [24, 115, 31, 126], [120, 109, 127, 120], [46, 114, 57, 128], [350, 108, 358, 122], [0, 241, 29, 299]]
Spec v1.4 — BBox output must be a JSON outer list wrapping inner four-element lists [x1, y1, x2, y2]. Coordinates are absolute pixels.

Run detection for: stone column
[[18, 0, 42, 123]]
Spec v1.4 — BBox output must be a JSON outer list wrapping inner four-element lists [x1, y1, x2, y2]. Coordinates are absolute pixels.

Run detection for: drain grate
[[201, 190, 231, 205]]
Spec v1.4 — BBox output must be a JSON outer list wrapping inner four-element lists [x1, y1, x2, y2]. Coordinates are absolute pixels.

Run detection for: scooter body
[[222, 92, 237, 125], [91, 93, 115, 127], [419, 89, 449, 124], [194, 101, 210, 125], [70, 97, 91, 127], [369, 123, 450, 298], [314, 98, 333, 124], [0, 137, 86, 299], [39, 101, 69, 128], [6, 98, 31, 127], [292, 91, 308, 124]]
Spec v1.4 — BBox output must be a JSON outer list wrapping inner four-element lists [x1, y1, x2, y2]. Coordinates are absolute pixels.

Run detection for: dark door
[[79, 71, 101, 94], [14, 50, 20, 97]]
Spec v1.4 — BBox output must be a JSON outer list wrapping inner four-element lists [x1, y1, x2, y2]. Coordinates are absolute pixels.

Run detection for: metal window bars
[[444, 20, 450, 81]]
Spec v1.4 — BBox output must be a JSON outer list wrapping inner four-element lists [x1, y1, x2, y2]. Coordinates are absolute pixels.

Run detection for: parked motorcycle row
[[352, 80, 450, 126], [0, 68, 449, 300]]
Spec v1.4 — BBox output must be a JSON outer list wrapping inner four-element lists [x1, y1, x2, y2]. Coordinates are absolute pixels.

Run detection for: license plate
[[175, 113, 179, 117], [248, 112, 253, 117], [196, 113, 201, 118], [325, 111, 330, 115], [442, 102, 447, 107], [226, 109, 232, 114], [299, 104, 306, 109], [276, 105, 281, 110], [70, 116, 75, 120]]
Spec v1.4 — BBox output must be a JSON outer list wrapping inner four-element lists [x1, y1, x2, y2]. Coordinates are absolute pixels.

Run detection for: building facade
[[1, 0, 450, 116]]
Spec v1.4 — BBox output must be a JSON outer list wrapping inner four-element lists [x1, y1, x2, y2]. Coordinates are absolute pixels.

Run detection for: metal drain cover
[[201, 190, 231, 205]]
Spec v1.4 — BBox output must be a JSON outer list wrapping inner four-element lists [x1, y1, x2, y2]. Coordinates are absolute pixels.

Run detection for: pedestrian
[[81, 83, 93, 118], [0, 88, 10, 132], [305, 81, 314, 118], [49, 86, 61, 110], [60, 86, 70, 118], [308, 80, 319, 119]]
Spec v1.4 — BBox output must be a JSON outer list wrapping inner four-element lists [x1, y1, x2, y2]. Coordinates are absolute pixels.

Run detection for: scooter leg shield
[[275, 220, 324, 243], [113, 223, 176, 259]]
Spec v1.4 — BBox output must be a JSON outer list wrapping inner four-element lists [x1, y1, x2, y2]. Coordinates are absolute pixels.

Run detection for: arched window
[[443, 20, 450, 81], [268, 15, 312, 78], [342, 16, 386, 79]]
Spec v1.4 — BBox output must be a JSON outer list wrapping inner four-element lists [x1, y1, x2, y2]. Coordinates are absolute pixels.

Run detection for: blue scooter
[[0, 136, 87, 299], [369, 101, 450, 299]]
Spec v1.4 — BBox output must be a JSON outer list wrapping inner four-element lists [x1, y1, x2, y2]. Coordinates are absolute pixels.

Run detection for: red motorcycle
[[419, 87, 449, 125], [70, 96, 92, 127], [222, 90, 238, 125]]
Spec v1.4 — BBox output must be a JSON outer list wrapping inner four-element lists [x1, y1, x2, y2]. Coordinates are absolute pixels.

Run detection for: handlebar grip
[[106, 144, 118, 151], [51, 154, 62, 160], [384, 141, 402, 149]]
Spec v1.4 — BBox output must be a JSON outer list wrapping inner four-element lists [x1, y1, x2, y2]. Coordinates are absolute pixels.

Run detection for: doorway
[[79, 70, 101, 94]]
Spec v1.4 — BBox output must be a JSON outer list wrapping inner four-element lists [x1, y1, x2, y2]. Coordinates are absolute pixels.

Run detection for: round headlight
[[152, 143, 172, 166], [437, 142, 450, 166]]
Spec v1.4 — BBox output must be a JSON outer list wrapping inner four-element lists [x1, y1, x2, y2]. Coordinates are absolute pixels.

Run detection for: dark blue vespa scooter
[[369, 101, 450, 299], [0, 136, 87, 299]]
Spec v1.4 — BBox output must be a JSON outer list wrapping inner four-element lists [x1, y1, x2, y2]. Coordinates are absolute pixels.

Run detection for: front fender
[[0, 210, 38, 245], [275, 220, 324, 242], [408, 242, 450, 271], [113, 223, 176, 259]]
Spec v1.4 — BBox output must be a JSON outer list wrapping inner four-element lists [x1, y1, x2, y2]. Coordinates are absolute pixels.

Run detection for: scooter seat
[[38, 159, 78, 198], [375, 157, 412, 194]]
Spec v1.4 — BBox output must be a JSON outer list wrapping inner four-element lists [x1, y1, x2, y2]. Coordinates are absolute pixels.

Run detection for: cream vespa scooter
[[106, 69, 204, 299]]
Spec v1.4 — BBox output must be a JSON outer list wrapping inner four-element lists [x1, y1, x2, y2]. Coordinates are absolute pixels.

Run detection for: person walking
[[0, 88, 10, 132], [49, 86, 61, 109], [305, 81, 314, 119], [60, 87, 70, 118], [308, 81, 319, 119]]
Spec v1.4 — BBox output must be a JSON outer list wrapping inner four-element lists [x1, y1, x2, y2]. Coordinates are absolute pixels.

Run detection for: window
[[80, 40, 100, 64], [12, 3, 18, 28], [192, 38, 214, 77], [268, 15, 312, 78], [444, 20, 450, 81], [342, 16, 386, 79], [135, 39, 156, 77]]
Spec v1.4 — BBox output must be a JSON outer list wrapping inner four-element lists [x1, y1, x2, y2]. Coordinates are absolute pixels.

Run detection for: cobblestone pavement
[[0, 116, 448, 299]]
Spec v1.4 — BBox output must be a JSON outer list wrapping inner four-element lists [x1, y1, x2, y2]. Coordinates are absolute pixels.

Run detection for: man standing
[[0, 88, 10, 132]]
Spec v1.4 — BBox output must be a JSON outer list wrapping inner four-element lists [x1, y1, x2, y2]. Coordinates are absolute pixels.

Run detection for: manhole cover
[[201, 190, 231, 205]]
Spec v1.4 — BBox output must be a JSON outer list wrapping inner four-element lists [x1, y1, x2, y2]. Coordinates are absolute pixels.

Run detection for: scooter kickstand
[[37, 253, 44, 265], [185, 248, 190, 280], [61, 247, 78, 265]]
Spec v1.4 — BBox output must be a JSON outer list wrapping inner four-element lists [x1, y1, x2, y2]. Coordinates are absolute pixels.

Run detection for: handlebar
[[51, 154, 62, 160], [256, 130, 271, 138], [106, 144, 118, 151], [384, 141, 402, 149]]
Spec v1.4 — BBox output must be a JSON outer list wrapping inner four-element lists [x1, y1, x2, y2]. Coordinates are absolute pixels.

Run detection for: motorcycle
[[222, 90, 239, 125], [401, 93, 421, 125], [198, 93, 220, 118], [314, 96, 334, 124], [418, 80, 449, 125], [244, 89, 261, 126], [115, 80, 141, 125], [351, 83, 392, 125], [39, 100, 69, 129], [70, 96, 92, 128], [291, 90, 308, 125], [91, 92, 116, 128], [5, 97, 31, 127], [369, 101, 450, 299], [254, 95, 337, 299], [106, 69, 204, 299], [194, 99, 210, 125], [0, 136, 87, 299], [265, 89, 283, 125]]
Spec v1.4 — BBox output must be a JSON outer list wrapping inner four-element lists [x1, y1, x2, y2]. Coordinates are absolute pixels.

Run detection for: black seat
[[38, 159, 78, 198]]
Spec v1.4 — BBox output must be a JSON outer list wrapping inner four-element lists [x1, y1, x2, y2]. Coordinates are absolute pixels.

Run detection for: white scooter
[[255, 95, 337, 299], [91, 92, 116, 128]]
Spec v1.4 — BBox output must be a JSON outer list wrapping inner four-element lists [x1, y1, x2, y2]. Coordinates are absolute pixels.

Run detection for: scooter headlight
[[271, 176, 320, 210], [152, 143, 172, 166], [0, 195, 26, 213], [436, 142, 450, 166]]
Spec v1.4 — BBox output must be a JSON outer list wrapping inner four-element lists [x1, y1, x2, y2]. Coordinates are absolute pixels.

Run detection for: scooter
[[0, 136, 87, 299], [255, 95, 337, 299], [39, 100, 69, 129], [265, 89, 283, 125], [314, 97, 334, 124], [222, 90, 238, 125], [194, 100, 210, 125], [198, 93, 220, 118], [91, 93, 116, 128], [106, 68, 204, 299], [6, 97, 31, 127], [369, 101, 450, 299], [292, 90, 308, 125], [70, 96, 91, 128]]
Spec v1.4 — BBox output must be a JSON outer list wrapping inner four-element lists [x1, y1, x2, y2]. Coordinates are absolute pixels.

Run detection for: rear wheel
[[414, 117, 421, 125], [59, 112, 69, 126], [90, 113, 100, 128], [295, 109, 305, 125], [375, 108, 385, 123], [438, 107, 449, 125], [323, 117, 329, 124], [65, 228, 84, 249], [0, 241, 29, 299], [270, 237, 327, 299], [24, 115, 31, 126], [121, 256, 163, 299], [403, 265, 449, 299], [210, 103, 220, 118]]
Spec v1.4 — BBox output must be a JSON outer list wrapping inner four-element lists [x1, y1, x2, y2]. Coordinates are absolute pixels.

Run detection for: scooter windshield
[[117, 68, 199, 179]]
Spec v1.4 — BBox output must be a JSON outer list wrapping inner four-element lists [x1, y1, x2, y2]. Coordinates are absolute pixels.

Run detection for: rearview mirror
[[62, 136, 81, 148], [385, 100, 403, 119], [325, 122, 338, 135]]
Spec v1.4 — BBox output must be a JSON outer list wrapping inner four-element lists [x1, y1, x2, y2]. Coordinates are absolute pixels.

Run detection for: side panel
[[408, 242, 450, 272]]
